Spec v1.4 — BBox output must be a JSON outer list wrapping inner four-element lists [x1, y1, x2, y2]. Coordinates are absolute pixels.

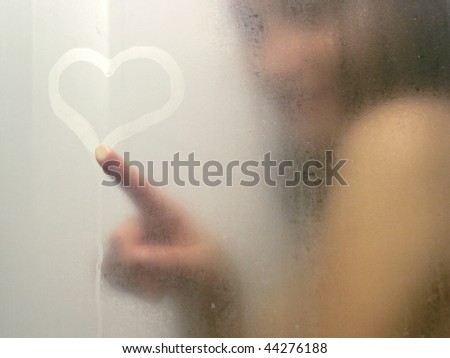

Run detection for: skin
[[244, 9, 347, 146], [95, 146, 242, 337], [96, 7, 450, 337], [267, 96, 450, 337]]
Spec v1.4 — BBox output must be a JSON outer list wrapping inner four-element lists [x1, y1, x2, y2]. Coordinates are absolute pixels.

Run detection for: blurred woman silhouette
[[96, 0, 450, 337]]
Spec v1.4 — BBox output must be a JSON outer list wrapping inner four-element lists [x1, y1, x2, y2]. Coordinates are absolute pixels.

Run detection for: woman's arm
[[310, 96, 450, 337], [96, 146, 243, 337]]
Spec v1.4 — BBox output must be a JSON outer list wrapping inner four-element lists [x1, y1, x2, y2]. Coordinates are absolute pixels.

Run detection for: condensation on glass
[[1, 0, 449, 337]]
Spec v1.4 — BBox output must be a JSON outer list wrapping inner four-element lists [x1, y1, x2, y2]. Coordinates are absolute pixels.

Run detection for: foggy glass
[[1, 0, 449, 337]]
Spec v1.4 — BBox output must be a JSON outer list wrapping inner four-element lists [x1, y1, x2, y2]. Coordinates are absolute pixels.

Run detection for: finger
[[108, 234, 185, 271], [95, 144, 183, 221], [103, 225, 166, 298], [129, 243, 216, 281], [110, 217, 144, 248], [106, 219, 189, 272], [102, 254, 164, 302]]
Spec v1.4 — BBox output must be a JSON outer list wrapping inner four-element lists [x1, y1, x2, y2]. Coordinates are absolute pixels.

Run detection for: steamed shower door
[[0, 0, 287, 337]]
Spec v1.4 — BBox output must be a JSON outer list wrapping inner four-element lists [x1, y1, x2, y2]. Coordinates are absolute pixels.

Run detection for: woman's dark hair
[[337, 0, 450, 112], [233, 0, 450, 113]]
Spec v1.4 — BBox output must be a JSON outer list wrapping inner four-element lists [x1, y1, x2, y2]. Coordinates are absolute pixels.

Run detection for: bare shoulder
[[341, 94, 450, 161], [333, 94, 450, 195], [314, 95, 450, 336], [333, 93, 450, 222], [328, 93, 450, 279]]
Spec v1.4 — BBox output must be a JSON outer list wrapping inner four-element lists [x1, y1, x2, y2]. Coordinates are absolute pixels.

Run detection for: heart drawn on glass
[[49, 47, 185, 153]]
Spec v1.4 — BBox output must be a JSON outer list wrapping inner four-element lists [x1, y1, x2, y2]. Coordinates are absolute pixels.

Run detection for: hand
[[95, 145, 227, 302]]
